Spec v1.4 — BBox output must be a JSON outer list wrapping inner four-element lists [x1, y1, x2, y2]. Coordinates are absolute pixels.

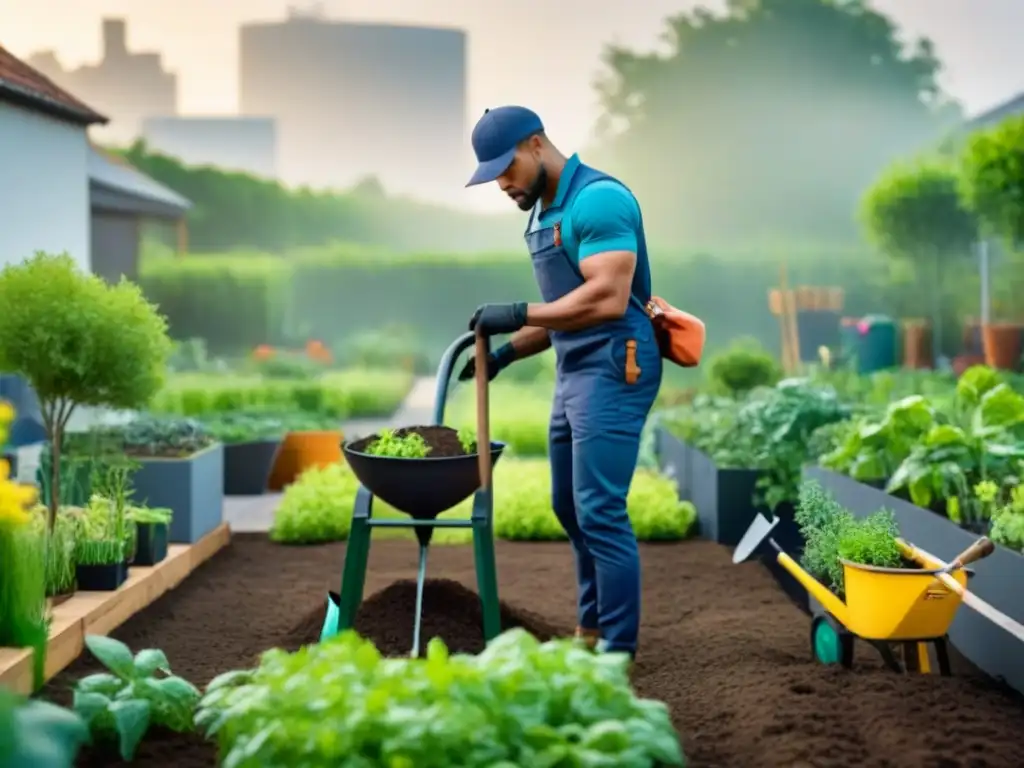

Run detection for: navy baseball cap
[[466, 106, 544, 187]]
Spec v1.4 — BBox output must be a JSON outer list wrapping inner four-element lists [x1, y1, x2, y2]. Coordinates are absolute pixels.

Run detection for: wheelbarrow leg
[[337, 485, 374, 632], [901, 642, 931, 673], [871, 641, 905, 673], [471, 488, 501, 643], [932, 637, 952, 676]]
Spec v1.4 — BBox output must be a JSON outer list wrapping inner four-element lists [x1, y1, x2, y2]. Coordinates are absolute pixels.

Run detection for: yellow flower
[[0, 399, 14, 425], [0, 469, 37, 528]]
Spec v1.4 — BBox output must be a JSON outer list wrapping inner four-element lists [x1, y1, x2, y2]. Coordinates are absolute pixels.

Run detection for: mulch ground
[[43, 535, 1023, 768]]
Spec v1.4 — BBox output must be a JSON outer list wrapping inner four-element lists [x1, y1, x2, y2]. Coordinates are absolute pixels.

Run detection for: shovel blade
[[320, 591, 340, 642], [733, 512, 779, 564]]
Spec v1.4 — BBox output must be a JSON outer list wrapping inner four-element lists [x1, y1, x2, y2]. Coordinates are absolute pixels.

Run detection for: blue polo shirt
[[529, 154, 641, 264]]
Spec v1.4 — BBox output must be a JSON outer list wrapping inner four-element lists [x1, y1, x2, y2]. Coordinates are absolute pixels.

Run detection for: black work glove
[[469, 302, 528, 336], [458, 343, 517, 382]]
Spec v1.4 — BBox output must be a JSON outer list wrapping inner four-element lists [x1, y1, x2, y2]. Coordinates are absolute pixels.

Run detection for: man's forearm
[[509, 326, 551, 359], [525, 279, 625, 332]]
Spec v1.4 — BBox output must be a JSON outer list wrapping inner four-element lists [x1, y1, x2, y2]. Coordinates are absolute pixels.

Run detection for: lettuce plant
[[71, 635, 200, 761], [196, 628, 685, 767]]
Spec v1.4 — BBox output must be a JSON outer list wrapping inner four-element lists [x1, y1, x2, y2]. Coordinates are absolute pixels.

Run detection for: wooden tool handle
[[951, 537, 995, 568], [474, 332, 492, 491]]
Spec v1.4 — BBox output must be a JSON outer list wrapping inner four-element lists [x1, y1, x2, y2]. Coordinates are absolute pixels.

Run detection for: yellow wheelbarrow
[[734, 512, 995, 675]]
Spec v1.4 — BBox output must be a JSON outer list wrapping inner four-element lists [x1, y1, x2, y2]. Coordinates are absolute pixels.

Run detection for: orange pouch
[[645, 297, 706, 368]]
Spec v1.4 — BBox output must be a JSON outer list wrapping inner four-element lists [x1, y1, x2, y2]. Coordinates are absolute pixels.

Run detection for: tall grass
[[0, 520, 48, 688]]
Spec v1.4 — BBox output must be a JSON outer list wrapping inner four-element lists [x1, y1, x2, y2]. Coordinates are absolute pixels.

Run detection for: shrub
[[707, 337, 781, 396], [196, 629, 685, 767], [149, 369, 412, 419], [452, 381, 551, 457], [269, 463, 360, 544], [491, 459, 696, 542], [0, 253, 172, 527]]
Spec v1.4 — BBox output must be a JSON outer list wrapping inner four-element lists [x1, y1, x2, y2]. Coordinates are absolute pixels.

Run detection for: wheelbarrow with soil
[[319, 330, 505, 656], [733, 512, 995, 675]]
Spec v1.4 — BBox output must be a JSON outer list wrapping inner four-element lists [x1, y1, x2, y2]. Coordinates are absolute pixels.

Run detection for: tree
[[0, 253, 173, 528], [960, 115, 1024, 247], [860, 158, 977, 352], [593, 0, 960, 246]]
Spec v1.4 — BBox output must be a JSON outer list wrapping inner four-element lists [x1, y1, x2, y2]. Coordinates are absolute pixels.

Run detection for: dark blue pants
[[548, 363, 659, 655]]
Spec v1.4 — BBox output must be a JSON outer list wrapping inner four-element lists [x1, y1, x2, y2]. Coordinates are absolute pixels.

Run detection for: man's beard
[[514, 165, 547, 212]]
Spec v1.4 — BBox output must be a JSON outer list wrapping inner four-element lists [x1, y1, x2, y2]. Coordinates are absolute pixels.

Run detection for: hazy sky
[[3, 0, 1022, 209]]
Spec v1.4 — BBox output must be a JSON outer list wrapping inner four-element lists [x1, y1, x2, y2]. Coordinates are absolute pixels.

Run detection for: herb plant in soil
[[353, 425, 478, 458], [196, 629, 684, 767], [71, 636, 200, 762]]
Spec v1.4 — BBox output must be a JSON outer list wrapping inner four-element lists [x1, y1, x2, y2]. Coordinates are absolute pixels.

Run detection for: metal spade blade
[[732, 512, 780, 564]]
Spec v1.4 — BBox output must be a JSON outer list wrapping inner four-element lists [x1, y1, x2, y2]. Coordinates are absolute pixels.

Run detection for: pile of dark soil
[[39, 535, 1024, 768], [289, 577, 560, 656], [347, 425, 469, 457]]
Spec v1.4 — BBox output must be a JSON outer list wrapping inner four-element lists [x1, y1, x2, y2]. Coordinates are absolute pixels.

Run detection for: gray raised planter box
[[804, 465, 1024, 695], [657, 428, 809, 612], [131, 442, 224, 544], [223, 439, 281, 496], [655, 427, 691, 501]]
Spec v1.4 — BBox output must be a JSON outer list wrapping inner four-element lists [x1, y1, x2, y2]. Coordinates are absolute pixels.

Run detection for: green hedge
[[141, 246, 905, 361]]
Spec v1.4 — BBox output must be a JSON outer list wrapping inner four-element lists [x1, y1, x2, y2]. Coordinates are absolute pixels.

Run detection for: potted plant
[[961, 118, 1024, 371], [73, 493, 132, 591], [201, 412, 284, 495], [0, 253, 173, 536], [127, 505, 172, 566], [90, 415, 223, 544]]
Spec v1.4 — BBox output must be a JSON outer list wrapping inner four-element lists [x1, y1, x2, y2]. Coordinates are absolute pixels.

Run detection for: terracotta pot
[[267, 430, 344, 490], [901, 319, 933, 369], [982, 324, 1023, 371]]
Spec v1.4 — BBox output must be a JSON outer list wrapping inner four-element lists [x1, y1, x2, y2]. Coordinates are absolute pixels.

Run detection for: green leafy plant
[[821, 395, 935, 482], [72, 635, 200, 762], [990, 485, 1024, 552], [270, 463, 361, 543], [365, 428, 430, 458], [198, 412, 285, 444], [126, 506, 173, 526], [707, 337, 782, 396], [795, 480, 901, 596], [100, 415, 215, 458], [885, 366, 1024, 522], [0, 687, 89, 768], [457, 425, 477, 454], [195, 629, 685, 767], [0, 253, 173, 530]]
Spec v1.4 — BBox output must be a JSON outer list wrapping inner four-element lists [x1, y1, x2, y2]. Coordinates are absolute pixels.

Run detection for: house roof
[[966, 91, 1024, 131], [0, 44, 107, 126], [89, 144, 191, 220]]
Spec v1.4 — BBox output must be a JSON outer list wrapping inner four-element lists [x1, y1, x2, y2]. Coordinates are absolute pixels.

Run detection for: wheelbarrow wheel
[[810, 614, 854, 668]]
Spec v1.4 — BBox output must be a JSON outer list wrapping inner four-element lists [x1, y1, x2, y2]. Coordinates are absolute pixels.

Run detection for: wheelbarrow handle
[[431, 331, 477, 425], [949, 536, 995, 570], [475, 331, 492, 491]]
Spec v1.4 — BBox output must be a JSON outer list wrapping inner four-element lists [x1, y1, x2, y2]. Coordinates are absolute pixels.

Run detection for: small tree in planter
[[960, 116, 1024, 368], [860, 158, 978, 359], [0, 253, 173, 530]]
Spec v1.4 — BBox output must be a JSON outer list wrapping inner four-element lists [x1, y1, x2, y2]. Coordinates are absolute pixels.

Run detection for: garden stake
[[320, 331, 506, 656], [734, 513, 997, 675]]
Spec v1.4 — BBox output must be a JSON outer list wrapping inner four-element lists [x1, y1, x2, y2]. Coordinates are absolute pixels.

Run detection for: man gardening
[[459, 105, 662, 659]]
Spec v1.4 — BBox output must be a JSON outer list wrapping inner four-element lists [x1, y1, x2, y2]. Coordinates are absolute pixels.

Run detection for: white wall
[[0, 102, 90, 272]]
